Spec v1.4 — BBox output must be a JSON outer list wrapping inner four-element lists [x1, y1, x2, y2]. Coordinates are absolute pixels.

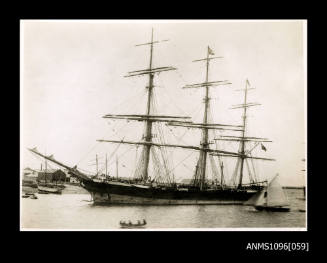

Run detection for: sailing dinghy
[[244, 174, 290, 212]]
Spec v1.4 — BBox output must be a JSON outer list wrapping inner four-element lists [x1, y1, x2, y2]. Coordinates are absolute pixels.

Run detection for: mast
[[198, 46, 210, 190], [182, 46, 230, 190], [96, 154, 98, 176], [210, 80, 275, 187], [220, 161, 224, 188], [116, 156, 119, 179], [142, 28, 155, 181], [105, 153, 108, 179], [237, 80, 249, 189], [102, 29, 178, 183], [99, 33, 246, 186], [45, 152, 47, 183]]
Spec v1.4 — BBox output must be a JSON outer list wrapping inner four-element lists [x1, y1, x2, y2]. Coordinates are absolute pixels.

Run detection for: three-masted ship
[[28, 29, 275, 205]]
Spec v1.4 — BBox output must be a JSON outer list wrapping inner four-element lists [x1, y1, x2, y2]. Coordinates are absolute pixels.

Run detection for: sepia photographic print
[[20, 19, 307, 231]]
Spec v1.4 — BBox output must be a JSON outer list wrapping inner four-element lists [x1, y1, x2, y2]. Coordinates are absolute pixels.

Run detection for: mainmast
[[183, 46, 230, 190]]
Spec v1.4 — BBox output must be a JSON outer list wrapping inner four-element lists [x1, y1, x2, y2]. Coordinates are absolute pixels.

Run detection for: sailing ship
[[28, 29, 275, 205], [244, 174, 290, 212]]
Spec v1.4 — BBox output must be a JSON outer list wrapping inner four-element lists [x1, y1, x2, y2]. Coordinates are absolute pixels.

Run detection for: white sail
[[266, 175, 289, 207], [244, 189, 266, 206]]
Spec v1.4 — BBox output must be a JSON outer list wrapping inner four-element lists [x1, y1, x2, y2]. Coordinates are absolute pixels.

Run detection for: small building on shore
[[23, 167, 81, 184], [37, 169, 67, 183]]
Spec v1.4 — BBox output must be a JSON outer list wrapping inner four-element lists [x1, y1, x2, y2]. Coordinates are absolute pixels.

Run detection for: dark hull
[[81, 180, 259, 205], [255, 206, 290, 212]]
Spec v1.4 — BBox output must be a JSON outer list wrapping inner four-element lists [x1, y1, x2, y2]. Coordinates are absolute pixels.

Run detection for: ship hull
[[81, 180, 258, 205]]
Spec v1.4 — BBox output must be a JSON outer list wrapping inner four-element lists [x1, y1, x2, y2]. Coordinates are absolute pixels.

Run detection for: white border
[[20, 19, 307, 231]]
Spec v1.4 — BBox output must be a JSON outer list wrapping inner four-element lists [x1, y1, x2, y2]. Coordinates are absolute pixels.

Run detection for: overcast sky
[[21, 20, 306, 186]]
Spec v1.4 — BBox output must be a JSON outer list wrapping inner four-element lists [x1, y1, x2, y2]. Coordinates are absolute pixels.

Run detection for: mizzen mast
[[236, 80, 258, 188], [211, 79, 275, 188]]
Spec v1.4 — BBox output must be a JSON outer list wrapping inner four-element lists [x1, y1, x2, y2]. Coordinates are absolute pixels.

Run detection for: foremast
[[198, 47, 211, 190], [143, 29, 155, 181], [99, 29, 183, 183]]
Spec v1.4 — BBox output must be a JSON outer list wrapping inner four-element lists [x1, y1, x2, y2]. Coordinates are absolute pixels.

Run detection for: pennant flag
[[246, 79, 250, 86], [208, 46, 215, 55], [261, 143, 267, 151]]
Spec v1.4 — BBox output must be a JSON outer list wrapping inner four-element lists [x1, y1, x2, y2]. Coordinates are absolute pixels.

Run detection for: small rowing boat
[[120, 219, 147, 228]]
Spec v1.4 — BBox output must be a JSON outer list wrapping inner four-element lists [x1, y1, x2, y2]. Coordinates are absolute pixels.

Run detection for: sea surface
[[21, 185, 306, 230]]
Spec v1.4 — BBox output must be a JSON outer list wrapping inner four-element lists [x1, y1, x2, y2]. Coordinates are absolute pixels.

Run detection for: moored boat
[[38, 185, 62, 194]]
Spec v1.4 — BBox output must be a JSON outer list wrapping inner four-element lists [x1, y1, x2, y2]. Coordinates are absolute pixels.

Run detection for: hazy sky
[[21, 20, 306, 186]]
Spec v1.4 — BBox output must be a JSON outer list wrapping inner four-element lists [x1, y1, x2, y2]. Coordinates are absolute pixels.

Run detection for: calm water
[[21, 187, 306, 230]]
